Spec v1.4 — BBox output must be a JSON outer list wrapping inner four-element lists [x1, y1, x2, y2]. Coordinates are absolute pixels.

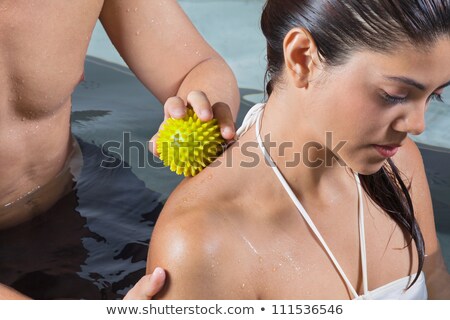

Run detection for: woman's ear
[[283, 28, 320, 88]]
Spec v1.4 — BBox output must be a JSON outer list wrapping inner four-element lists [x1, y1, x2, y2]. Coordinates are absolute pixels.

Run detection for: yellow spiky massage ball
[[156, 107, 225, 177]]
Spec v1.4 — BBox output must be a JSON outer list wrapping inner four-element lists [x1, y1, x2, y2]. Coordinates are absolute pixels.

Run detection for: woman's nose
[[391, 104, 426, 136]]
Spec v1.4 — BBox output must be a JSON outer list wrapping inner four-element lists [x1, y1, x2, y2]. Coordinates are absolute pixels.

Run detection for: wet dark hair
[[261, 0, 450, 289]]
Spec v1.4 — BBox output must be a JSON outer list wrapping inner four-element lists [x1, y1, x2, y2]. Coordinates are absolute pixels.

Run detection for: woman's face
[[307, 37, 450, 175]]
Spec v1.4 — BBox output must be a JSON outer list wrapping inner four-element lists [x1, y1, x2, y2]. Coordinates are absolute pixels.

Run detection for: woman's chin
[[342, 154, 387, 175], [350, 160, 386, 176]]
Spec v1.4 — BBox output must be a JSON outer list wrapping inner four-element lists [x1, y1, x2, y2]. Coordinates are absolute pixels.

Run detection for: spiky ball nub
[[157, 107, 225, 177]]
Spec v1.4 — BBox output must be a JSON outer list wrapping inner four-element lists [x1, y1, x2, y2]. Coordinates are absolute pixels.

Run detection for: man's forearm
[[175, 56, 240, 121], [100, 0, 240, 120]]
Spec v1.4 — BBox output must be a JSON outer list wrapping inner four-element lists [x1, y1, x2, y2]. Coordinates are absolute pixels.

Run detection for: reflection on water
[[0, 138, 162, 299]]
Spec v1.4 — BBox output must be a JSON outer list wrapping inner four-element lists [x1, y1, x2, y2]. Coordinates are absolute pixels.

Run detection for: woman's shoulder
[[392, 137, 432, 220], [393, 138, 441, 253], [147, 174, 254, 298], [393, 137, 423, 180]]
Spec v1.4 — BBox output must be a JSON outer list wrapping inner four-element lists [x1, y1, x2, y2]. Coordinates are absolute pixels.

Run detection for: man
[[0, 0, 239, 299]]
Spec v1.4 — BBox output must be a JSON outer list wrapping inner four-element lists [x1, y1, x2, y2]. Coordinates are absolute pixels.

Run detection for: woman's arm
[[394, 138, 450, 299], [147, 201, 249, 299]]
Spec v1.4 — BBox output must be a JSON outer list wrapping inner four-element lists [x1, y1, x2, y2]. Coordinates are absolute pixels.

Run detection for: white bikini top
[[236, 103, 428, 300]]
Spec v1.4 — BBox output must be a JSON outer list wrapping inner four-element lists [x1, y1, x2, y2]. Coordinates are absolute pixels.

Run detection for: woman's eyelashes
[[428, 92, 444, 103], [381, 91, 444, 105], [380, 91, 407, 105]]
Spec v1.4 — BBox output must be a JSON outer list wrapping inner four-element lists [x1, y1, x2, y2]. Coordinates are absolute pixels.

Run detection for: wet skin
[[0, 0, 103, 208], [1, 0, 240, 298], [148, 35, 450, 299], [0, 0, 239, 215]]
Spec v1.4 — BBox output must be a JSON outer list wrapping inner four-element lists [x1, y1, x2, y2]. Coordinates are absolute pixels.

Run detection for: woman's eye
[[381, 91, 407, 104]]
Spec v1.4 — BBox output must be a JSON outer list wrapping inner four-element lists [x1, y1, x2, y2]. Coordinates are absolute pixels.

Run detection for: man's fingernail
[[201, 109, 212, 118], [222, 127, 232, 135]]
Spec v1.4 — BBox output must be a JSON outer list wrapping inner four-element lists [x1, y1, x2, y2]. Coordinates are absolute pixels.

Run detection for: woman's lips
[[373, 144, 400, 158]]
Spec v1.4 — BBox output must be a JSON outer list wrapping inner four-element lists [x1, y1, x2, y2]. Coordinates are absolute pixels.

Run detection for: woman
[[147, 0, 450, 299]]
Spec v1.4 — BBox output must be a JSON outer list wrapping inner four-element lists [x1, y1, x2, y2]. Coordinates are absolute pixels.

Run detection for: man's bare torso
[[0, 0, 104, 211]]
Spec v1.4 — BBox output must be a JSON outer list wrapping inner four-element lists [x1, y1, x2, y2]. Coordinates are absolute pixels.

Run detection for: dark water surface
[[0, 138, 162, 299]]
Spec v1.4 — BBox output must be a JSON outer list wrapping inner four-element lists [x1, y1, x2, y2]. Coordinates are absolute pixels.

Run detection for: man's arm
[[0, 284, 30, 300], [394, 138, 450, 299], [1, 271, 165, 300], [99, 0, 239, 142]]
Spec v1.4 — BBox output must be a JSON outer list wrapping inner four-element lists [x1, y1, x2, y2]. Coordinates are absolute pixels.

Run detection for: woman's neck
[[259, 93, 356, 201]]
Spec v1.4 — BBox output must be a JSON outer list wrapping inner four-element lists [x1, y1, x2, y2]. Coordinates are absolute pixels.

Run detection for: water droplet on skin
[[126, 8, 130, 13], [21, 117, 25, 121], [135, 31, 141, 36], [241, 283, 245, 289], [259, 257, 263, 263], [184, 43, 188, 47], [134, 7, 138, 12]]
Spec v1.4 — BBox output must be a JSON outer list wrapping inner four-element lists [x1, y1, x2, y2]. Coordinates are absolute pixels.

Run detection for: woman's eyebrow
[[384, 76, 450, 91], [383, 76, 426, 91], [437, 80, 450, 90]]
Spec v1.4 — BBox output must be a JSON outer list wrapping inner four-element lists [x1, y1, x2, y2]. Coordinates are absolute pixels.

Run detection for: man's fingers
[[149, 133, 159, 157], [150, 120, 166, 157], [187, 91, 213, 122], [145, 267, 166, 298], [213, 102, 236, 141], [160, 92, 235, 143], [124, 267, 166, 300], [164, 96, 186, 119]]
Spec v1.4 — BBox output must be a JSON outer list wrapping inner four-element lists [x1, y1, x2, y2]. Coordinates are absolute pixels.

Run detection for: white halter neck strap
[[236, 103, 369, 299]]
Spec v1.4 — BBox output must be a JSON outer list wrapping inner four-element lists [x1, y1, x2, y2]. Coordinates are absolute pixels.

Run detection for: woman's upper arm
[[147, 207, 240, 299], [394, 138, 450, 298]]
